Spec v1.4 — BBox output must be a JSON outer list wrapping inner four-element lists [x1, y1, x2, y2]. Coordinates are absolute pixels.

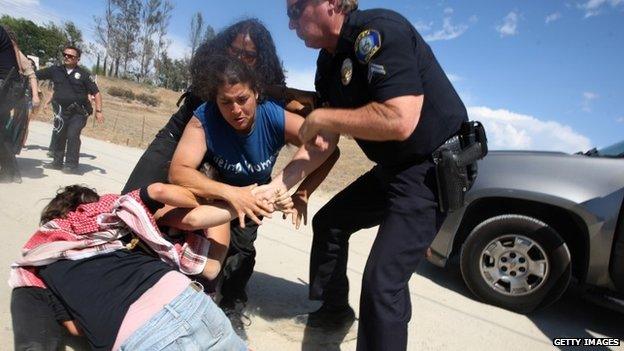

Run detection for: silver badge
[[341, 58, 353, 86], [74, 72, 81, 80]]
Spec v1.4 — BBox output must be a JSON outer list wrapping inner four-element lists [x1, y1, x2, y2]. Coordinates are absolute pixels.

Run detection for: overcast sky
[[2, 0, 623, 151]]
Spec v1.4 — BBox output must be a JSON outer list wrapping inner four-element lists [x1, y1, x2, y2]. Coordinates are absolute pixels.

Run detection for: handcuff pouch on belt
[[433, 121, 488, 212]]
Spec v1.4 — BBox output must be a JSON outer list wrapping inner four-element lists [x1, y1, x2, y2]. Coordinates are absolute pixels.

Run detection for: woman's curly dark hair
[[190, 18, 285, 100], [191, 54, 258, 102], [40, 185, 100, 225]]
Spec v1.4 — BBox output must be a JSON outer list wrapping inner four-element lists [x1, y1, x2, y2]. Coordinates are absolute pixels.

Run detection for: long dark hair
[[40, 185, 100, 224], [190, 18, 285, 97], [191, 54, 258, 102]]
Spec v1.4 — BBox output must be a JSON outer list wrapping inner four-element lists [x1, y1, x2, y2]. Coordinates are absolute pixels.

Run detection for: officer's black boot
[[307, 302, 355, 329]]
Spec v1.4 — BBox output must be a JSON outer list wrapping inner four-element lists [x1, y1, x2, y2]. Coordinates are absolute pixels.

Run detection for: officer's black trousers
[[310, 159, 444, 351], [52, 113, 87, 167]]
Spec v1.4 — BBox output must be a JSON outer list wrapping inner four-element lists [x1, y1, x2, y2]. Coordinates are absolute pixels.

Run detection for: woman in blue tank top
[[171, 53, 337, 230], [168, 53, 339, 329]]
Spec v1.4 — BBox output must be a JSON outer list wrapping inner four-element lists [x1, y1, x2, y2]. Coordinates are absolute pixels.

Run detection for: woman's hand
[[284, 87, 318, 111], [252, 183, 296, 214], [31, 94, 40, 108], [282, 190, 309, 229], [223, 184, 273, 228], [62, 320, 82, 336]]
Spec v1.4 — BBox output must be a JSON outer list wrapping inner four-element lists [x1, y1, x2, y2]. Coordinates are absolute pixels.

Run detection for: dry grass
[[34, 76, 374, 197]]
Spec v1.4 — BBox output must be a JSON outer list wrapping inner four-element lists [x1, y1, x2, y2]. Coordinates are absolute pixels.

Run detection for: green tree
[[0, 15, 83, 66], [155, 52, 188, 91]]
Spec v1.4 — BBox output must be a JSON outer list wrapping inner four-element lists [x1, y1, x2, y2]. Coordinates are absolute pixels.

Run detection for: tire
[[460, 214, 572, 313]]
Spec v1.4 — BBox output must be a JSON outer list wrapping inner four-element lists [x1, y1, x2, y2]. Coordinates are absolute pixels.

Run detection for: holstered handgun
[[433, 121, 488, 212]]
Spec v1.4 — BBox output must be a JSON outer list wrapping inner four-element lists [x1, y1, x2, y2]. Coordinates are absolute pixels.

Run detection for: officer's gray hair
[[337, 0, 358, 13]]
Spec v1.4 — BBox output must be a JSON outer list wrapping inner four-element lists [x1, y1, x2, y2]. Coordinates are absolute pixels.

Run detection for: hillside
[[34, 76, 374, 197]]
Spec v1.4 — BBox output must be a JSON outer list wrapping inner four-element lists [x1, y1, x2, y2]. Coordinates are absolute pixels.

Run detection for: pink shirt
[[112, 271, 191, 350]]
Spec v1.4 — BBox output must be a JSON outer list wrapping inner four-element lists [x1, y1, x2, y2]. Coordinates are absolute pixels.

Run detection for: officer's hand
[[298, 111, 323, 144], [95, 111, 104, 124]]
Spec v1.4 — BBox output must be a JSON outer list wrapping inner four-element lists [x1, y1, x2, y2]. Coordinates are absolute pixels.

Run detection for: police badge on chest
[[341, 58, 353, 85]]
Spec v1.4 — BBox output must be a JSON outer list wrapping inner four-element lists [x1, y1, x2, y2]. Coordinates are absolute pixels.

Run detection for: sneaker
[[62, 165, 80, 175], [43, 161, 63, 170], [306, 303, 356, 329], [220, 300, 250, 340]]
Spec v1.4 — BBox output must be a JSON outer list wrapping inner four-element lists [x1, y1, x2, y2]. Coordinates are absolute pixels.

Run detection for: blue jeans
[[119, 284, 246, 350]]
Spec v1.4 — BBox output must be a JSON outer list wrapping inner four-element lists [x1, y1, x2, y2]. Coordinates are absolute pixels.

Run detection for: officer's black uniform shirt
[[0, 26, 18, 80], [36, 65, 99, 108], [315, 9, 468, 168]]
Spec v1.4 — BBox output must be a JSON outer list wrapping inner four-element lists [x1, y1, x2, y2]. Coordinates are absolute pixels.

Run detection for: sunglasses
[[229, 46, 258, 61], [63, 53, 78, 59], [287, 0, 311, 21]]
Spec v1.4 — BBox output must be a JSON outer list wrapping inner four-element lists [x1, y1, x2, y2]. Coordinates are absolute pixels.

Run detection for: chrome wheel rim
[[479, 235, 550, 296]]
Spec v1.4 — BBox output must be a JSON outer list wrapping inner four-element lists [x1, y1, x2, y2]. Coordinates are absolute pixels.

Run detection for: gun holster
[[65, 102, 90, 116], [433, 121, 488, 212]]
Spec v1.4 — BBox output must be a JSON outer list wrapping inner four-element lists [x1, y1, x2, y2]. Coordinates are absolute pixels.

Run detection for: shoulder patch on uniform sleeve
[[354, 29, 382, 64], [367, 63, 386, 83]]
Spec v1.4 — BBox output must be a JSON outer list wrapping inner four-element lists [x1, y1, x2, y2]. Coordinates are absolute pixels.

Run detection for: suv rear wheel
[[460, 214, 572, 313]]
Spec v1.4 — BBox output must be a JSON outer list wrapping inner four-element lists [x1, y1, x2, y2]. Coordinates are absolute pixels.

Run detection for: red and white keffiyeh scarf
[[9, 189, 210, 288]]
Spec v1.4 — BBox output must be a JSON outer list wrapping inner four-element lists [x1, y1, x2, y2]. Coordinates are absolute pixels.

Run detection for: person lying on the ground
[[10, 184, 247, 350]]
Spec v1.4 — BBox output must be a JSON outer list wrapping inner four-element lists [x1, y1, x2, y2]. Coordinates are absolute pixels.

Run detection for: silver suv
[[427, 140, 624, 313]]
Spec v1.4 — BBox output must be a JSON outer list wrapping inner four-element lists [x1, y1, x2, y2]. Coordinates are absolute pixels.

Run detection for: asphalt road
[[1, 122, 622, 350]]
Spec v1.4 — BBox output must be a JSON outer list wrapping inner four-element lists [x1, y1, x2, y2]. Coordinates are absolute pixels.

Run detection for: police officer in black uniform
[[37, 45, 103, 174], [287, 0, 468, 350]]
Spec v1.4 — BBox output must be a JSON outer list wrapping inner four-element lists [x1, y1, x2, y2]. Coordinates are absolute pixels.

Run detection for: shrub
[[136, 93, 161, 107], [108, 87, 135, 101]]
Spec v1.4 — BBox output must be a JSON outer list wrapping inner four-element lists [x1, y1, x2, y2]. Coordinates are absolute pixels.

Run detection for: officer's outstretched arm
[[263, 110, 340, 193], [299, 94, 423, 143]]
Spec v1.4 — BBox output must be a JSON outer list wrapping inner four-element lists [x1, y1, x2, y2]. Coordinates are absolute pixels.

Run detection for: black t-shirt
[[315, 9, 468, 168], [35, 65, 99, 108], [39, 251, 172, 351], [161, 91, 203, 140], [0, 26, 18, 80]]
